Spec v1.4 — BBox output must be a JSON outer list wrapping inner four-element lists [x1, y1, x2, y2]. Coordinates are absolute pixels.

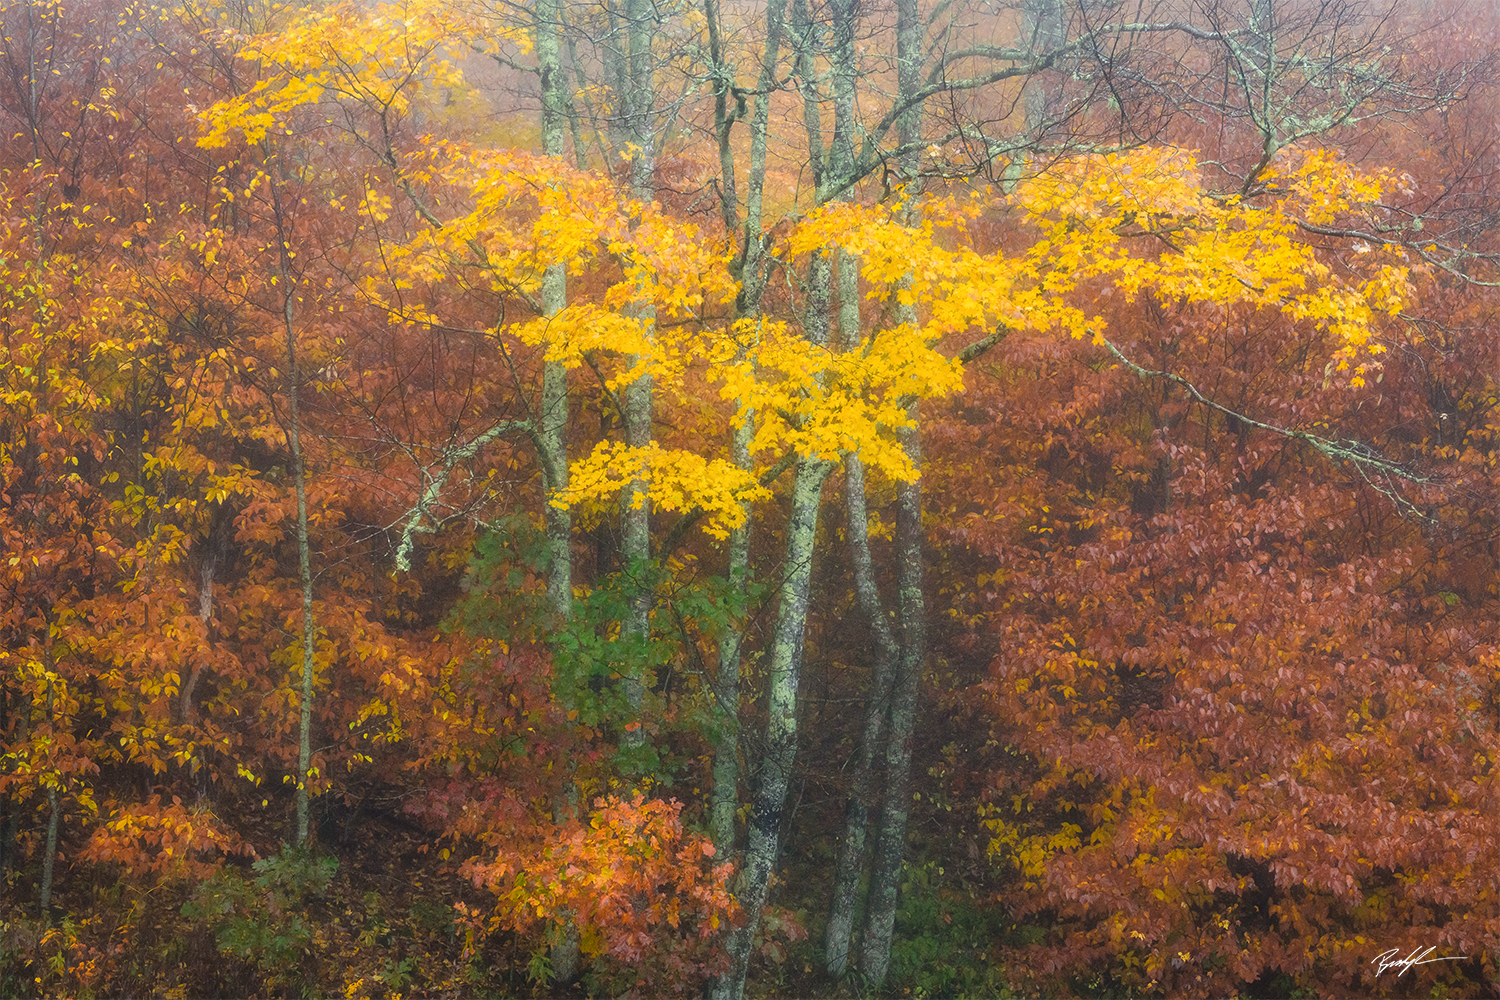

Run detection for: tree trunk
[[261, 173, 318, 850], [619, 361, 652, 750], [178, 550, 213, 727], [705, 0, 784, 866], [824, 451, 901, 977], [285, 263, 317, 851], [825, 228, 901, 977], [0, 682, 15, 878], [820, 0, 905, 975], [539, 342, 569, 625], [618, 0, 656, 751], [38, 783, 58, 916], [710, 417, 751, 862], [714, 454, 831, 1000], [857, 0, 924, 980], [715, 33, 835, 979], [535, 3, 583, 983], [1022, 0, 1065, 133], [537, 0, 572, 629], [859, 415, 925, 986]]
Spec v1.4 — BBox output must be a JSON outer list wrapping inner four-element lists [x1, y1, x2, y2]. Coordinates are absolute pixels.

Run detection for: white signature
[[1372, 946, 1467, 977]]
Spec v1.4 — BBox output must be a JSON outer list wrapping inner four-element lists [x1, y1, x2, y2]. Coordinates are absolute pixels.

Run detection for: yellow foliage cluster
[[713, 317, 963, 481], [197, 0, 481, 148], [559, 440, 771, 540], [1012, 147, 1409, 382], [201, 2, 1409, 532]]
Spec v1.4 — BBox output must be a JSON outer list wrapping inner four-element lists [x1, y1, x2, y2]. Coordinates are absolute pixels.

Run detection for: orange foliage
[[465, 792, 738, 996], [82, 794, 254, 880]]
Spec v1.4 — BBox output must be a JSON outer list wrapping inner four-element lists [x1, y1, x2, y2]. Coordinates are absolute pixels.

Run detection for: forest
[[0, 0, 1498, 996]]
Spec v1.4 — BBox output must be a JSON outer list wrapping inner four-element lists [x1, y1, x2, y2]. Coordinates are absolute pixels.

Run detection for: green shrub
[[181, 847, 337, 995]]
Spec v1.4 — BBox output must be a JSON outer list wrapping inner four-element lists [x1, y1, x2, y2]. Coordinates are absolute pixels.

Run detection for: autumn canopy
[[0, 0, 1498, 996]]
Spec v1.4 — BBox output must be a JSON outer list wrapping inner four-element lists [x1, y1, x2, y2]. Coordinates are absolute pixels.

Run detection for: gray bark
[[284, 247, 317, 851], [38, 783, 57, 915], [1022, 0, 1065, 134], [824, 451, 901, 976], [619, 372, 652, 751], [859, 413, 925, 986], [548, 785, 582, 983], [23, 4, 62, 910], [618, 0, 656, 750], [178, 551, 213, 726], [718, 0, 785, 316], [708, 416, 751, 862], [536, 4, 583, 983], [825, 237, 901, 978], [820, 0, 907, 976], [706, 0, 784, 869], [624, 0, 655, 200], [857, 0, 925, 979], [37, 640, 59, 916], [713, 11, 835, 991], [258, 175, 320, 851], [537, 0, 572, 627], [0, 685, 14, 877], [714, 454, 831, 1000]]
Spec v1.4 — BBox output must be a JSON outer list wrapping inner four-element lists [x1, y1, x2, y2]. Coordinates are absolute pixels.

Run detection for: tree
[[5, 0, 1500, 997]]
